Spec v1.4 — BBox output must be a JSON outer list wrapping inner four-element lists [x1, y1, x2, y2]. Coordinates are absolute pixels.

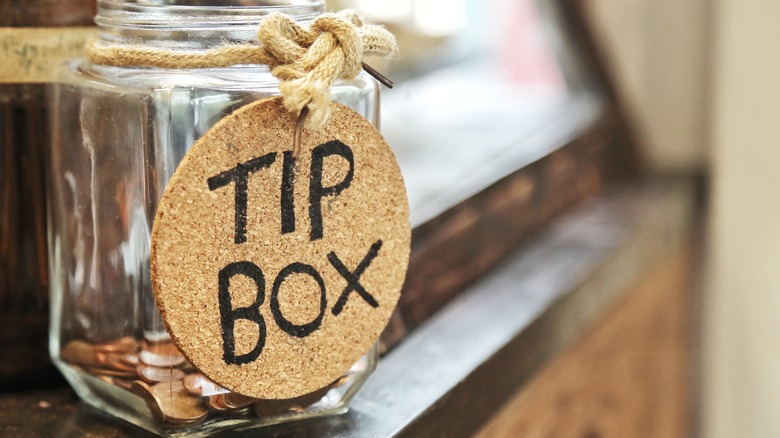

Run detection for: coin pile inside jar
[[60, 338, 343, 425]]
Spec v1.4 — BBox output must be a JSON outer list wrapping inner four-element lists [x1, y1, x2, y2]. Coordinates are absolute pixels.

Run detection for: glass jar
[[47, 1, 379, 435], [0, 0, 95, 389]]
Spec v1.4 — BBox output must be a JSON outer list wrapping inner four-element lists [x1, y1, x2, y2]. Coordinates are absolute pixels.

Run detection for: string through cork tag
[[293, 106, 310, 159], [86, 10, 398, 131]]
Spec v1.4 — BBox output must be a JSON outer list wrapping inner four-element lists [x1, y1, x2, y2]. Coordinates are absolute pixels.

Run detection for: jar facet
[[48, 1, 380, 435]]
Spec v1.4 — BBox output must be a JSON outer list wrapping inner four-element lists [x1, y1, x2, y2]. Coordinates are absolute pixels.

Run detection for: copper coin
[[151, 381, 208, 425], [206, 395, 230, 413], [205, 394, 251, 416], [140, 341, 185, 368], [83, 366, 137, 379], [183, 373, 227, 397], [119, 353, 140, 368], [142, 340, 181, 356], [94, 336, 138, 353], [222, 393, 257, 410], [137, 364, 185, 384], [104, 353, 138, 373], [222, 405, 252, 417], [97, 375, 136, 391], [94, 351, 110, 367], [61, 340, 100, 367], [130, 380, 166, 423], [112, 378, 136, 391]]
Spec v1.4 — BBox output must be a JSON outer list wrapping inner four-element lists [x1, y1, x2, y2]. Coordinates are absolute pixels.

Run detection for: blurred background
[[327, 0, 779, 436], [571, 2, 780, 437]]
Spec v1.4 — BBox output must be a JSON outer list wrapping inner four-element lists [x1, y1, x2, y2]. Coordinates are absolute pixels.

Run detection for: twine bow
[[86, 10, 397, 127]]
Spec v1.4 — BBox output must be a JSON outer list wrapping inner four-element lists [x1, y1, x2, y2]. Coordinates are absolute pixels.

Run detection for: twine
[[86, 10, 398, 127]]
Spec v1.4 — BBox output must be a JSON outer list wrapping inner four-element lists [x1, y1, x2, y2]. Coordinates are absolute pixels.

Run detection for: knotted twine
[[86, 10, 398, 127]]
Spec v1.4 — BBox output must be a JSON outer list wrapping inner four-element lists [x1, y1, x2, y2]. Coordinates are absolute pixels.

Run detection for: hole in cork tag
[[292, 106, 309, 160]]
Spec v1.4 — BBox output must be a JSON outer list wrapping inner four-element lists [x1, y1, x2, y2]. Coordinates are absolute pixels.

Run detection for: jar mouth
[[96, 0, 326, 30]]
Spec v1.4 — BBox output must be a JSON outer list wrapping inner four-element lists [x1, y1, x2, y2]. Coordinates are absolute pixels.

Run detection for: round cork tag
[[150, 97, 410, 399]]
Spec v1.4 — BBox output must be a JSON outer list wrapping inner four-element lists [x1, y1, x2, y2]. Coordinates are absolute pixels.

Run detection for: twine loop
[[86, 10, 397, 127]]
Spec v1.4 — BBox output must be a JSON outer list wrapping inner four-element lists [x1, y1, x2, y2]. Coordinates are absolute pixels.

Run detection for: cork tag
[[150, 97, 410, 399]]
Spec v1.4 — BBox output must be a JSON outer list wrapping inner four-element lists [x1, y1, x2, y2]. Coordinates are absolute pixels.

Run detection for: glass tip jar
[[47, 0, 380, 436]]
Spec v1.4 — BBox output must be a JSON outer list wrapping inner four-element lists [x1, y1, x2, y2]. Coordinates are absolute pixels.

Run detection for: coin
[[84, 365, 137, 379], [226, 406, 252, 416], [222, 393, 257, 410], [94, 336, 138, 353], [112, 378, 136, 391], [104, 353, 138, 373], [206, 395, 230, 413], [151, 381, 208, 425], [137, 364, 185, 384], [140, 341, 185, 367], [130, 380, 166, 423], [119, 353, 140, 368], [61, 340, 101, 367], [97, 375, 136, 391], [94, 351, 110, 366], [140, 352, 185, 368], [183, 373, 228, 397]]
